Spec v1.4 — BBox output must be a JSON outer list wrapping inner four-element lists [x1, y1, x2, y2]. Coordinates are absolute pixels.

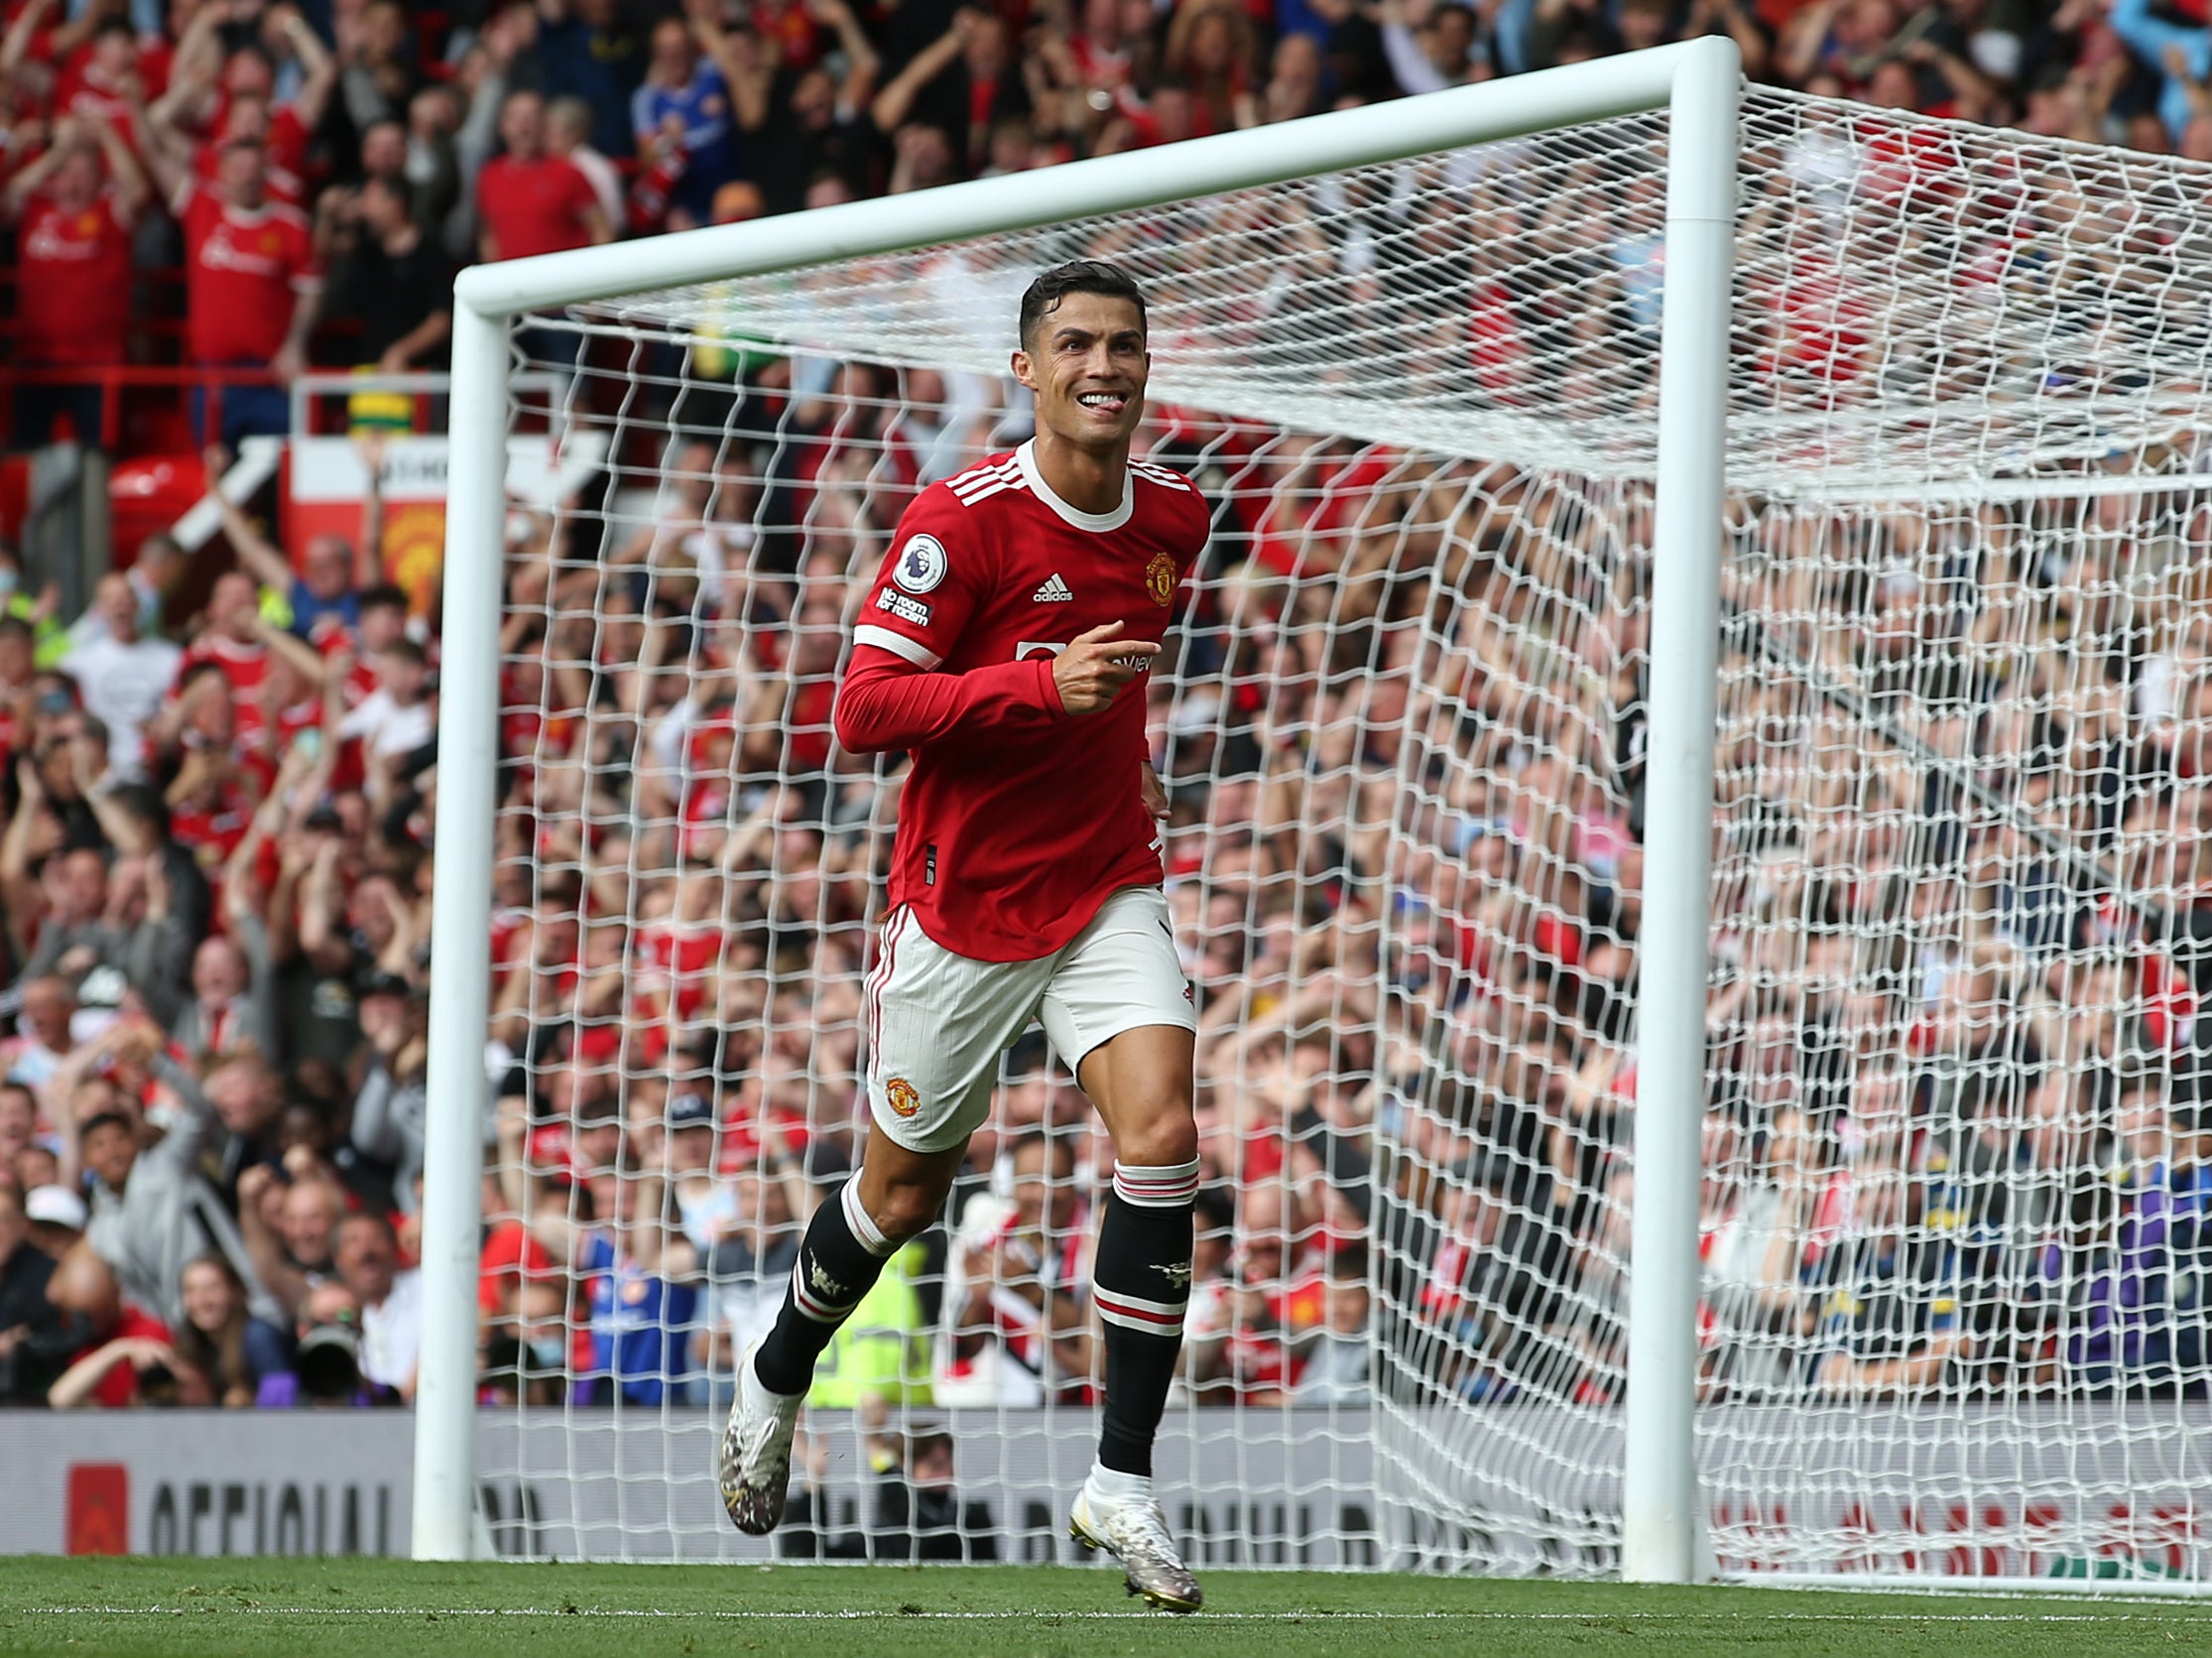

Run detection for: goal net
[[465, 84, 2212, 1582]]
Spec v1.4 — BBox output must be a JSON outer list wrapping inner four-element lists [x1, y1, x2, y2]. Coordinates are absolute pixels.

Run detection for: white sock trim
[[1111, 1157, 1202, 1209], [1086, 1464, 1155, 1502], [841, 1176, 898, 1257]]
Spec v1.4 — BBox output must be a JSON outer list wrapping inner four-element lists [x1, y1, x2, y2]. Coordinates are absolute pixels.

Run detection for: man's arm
[[272, 4, 339, 133], [272, 281, 321, 386], [0, 0, 55, 86], [207, 452, 299, 592], [833, 617, 1155, 753], [833, 646, 1062, 752], [871, 21, 964, 133], [1, 129, 69, 220], [87, 114, 150, 225], [234, 1163, 309, 1320], [814, 0, 881, 114]]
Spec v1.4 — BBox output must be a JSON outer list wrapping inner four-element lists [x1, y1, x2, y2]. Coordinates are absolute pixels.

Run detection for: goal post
[[417, 43, 1743, 1568]]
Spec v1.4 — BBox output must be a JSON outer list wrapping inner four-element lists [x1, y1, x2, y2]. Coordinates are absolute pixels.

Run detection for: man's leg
[[722, 1134, 967, 1534], [1040, 886, 1204, 1609], [1077, 1023, 1201, 1482], [723, 903, 1052, 1533], [750, 1137, 966, 1395]]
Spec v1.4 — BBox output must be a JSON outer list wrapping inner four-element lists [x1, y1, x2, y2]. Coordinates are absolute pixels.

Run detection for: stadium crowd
[[3, 0, 2212, 1430]]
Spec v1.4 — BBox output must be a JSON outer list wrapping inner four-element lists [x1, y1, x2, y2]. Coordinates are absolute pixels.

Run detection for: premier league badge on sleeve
[[894, 534, 948, 594]]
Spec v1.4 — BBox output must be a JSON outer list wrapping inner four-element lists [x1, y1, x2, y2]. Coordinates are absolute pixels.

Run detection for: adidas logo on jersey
[[1033, 574, 1074, 603]]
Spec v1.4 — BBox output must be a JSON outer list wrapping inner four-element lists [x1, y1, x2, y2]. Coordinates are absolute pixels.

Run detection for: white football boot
[[716, 1339, 804, 1535], [1068, 1473, 1203, 1612]]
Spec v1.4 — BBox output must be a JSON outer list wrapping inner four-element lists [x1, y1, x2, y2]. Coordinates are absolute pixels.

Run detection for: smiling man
[[717, 261, 1211, 1610]]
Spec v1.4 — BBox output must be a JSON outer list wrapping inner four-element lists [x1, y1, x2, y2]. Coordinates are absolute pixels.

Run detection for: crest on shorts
[[1145, 553, 1175, 608], [886, 1077, 922, 1118], [894, 535, 948, 594]]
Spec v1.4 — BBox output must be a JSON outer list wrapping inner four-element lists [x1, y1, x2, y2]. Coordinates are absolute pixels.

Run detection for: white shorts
[[863, 885, 1197, 1154]]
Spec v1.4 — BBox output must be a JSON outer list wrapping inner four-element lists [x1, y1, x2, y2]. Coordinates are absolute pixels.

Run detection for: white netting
[[470, 87, 2212, 1579]]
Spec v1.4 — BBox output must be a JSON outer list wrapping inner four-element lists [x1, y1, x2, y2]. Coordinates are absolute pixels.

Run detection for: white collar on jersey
[[1016, 440, 1134, 533]]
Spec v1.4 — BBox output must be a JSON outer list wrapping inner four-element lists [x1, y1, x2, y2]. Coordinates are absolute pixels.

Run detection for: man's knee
[[1115, 1109, 1198, 1172], [867, 1180, 944, 1242]]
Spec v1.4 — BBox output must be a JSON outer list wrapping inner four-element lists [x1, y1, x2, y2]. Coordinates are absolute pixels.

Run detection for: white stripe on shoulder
[[852, 625, 942, 670], [1131, 462, 1194, 492], [946, 458, 1021, 496], [952, 475, 1026, 509]]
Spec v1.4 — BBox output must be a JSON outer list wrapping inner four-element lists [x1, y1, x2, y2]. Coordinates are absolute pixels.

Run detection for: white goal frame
[[417, 38, 1742, 1576]]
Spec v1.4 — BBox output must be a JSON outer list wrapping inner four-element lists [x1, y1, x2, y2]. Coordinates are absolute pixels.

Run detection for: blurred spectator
[[0, 1181, 74, 1402], [210, 456, 381, 643], [629, 7, 765, 225], [140, 134, 321, 447], [173, 1250, 291, 1406], [320, 175, 455, 376], [544, 95, 623, 229], [335, 1211, 422, 1399], [44, 1243, 186, 1408], [476, 88, 612, 262], [66, 1024, 279, 1331], [61, 575, 182, 784], [939, 1130, 1093, 1404], [257, 1279, 394, 1407], [2, 116, 148, 450]]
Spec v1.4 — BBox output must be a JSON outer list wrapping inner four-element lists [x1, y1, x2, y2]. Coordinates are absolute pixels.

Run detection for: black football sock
[[1092, 1158, 1201, 1479], [752, 1178, 898, 1397]]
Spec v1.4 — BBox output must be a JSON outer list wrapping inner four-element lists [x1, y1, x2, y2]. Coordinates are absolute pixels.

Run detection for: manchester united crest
[[1145, 553, 1175, 608], [886, 1077, 922, 1118]]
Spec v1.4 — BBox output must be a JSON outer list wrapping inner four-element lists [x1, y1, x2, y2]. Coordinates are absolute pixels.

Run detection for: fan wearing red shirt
[[477, 90, 613, 263], [720, 263, 1210, 1613], [144, 135, 320, 447], [1, 115, 148, 449]]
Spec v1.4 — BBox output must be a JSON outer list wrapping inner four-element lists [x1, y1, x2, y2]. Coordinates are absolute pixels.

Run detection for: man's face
[[95, 574, 138, 640], [212, 572, 259, 636], [193, 937, 249, 1005], [207, 1062, 277, 1136], [500, 93, 545, 159], [22, 981, 74, 1048], [82, 1119, 136, 1191], [0, 1088, 32, 1159], [1013, 290, 1149, 455], [573, 1119, 621, 1175], [358, 601, 407, 653], [218, 140, 267, 206], [793, 68, 833, 126], [282, 1182, 340, 1267], [336, 1218, 397, 1300], [667, 1124, 713, 1174], [360, 121, 406, 178], [224, 93, 273, 145], [377, 648, 428, 703], [304, 536, 352, 599]]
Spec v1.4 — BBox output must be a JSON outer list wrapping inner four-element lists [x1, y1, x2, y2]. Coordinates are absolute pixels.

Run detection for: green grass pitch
[[3, 1559, 2209, 1657]]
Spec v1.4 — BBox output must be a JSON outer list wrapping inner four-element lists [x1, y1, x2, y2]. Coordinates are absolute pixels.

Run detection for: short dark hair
[[359, 583, 410, 615], [79, 1110, 135, 1143], [364, 172, 416, 220], [1018, 261, 1147, 351]]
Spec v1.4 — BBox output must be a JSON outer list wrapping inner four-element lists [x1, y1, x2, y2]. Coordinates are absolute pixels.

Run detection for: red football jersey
[[178, 185, 319, 364], [15, 192, 132, 367], [836, 442, 1208, 961], [477, 155, 599, 262]]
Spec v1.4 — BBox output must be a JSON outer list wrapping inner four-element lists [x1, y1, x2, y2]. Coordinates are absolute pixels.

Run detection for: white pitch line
[[22, 1606, 2212, 1623]]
